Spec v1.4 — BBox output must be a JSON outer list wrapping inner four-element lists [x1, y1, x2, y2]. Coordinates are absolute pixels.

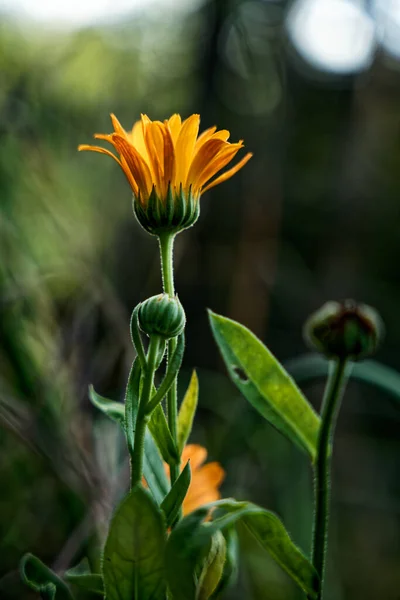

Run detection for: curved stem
[[158, 233, 180, 488], [130, 335, 160, 488], [310, 357, 349, 599]]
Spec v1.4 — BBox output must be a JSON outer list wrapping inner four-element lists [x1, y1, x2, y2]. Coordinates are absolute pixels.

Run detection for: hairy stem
[[158, 233, 180, 488], [310, 358, 349, 599]]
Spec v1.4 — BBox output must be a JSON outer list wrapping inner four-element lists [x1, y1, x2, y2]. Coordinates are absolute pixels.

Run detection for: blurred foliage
[[0, 0, 400, 598]]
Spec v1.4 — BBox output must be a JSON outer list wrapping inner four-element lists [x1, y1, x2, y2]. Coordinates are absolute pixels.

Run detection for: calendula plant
[[20, 114, 386, 600]]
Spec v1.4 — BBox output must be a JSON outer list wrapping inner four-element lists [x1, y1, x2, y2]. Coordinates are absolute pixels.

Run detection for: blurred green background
[[1, 0, 399, 598]]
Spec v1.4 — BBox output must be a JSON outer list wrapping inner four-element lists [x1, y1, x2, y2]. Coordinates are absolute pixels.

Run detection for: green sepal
[[103, 486, 167, 600], [20, 554, 73, 599], [64, 559, 103, 595], [133, 185, 200, 236], [88, 385, 125, 425], [208, 310, 320, 462], [177, 370, 199, 453], [161, 460, 191, 528]]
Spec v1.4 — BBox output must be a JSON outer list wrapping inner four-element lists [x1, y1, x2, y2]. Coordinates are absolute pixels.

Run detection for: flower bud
[[196, 531, 226, 600], [138, 293, 186, 339], [303, 300, 384, 361], [133, 184, 200, 236]]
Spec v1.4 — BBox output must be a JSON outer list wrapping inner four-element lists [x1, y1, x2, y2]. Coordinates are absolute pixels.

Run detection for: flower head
[[79, 113, 252, 235]]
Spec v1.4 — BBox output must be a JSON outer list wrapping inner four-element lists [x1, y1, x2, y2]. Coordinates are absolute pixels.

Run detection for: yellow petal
[[144, 121, 164, 194], [160, 122, 175, 189], [111, 134, 152, 199], [202, 152, 253, 193], [194, 142, 244, 191], [194, 126, 217, 152], [120, 155, 139, 197], [110, 113, 126, 136], [131, 120, 149, 162], [77, 144, 122, 166], [167, 114, 182, 144], [174, 114, 200, 188], [186, 138, 227, 190]]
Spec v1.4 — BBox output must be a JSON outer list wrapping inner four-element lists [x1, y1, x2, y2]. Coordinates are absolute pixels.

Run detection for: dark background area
[[1, 0, 399, 598]]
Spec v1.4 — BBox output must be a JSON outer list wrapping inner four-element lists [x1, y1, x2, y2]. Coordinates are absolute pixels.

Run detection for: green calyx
[[303, 299, 384, 361], [138, 293, 186, 340], [133, 183, 200, 236]]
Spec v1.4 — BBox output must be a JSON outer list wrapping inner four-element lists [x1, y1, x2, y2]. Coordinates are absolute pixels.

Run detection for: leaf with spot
[[208, 311, 320, 461], [103, 485, 167, 600]]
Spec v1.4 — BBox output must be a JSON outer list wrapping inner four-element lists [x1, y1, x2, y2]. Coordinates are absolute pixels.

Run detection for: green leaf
[[65, 558, 103, 595], [20, 554, 73, 599], [143, 430, 169, 505], [161, 460, 191, 528], [165, 509, 218, 600], [205, 500, 318, 598], [124, 358, 142, 455], [208, 310, 320, 461], [149, 402, 179, 463], [177, 370, 199, 453], [103, 486, 167, 600], [88, 385, 125, 425]]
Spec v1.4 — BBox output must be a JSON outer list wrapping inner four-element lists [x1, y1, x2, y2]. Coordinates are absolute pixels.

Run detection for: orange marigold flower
[[78, 113, 252, 235], [166, 444, 225, 515]]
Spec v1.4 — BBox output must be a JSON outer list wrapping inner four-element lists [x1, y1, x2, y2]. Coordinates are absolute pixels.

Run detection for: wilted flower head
[[79, 113, 252, 234]]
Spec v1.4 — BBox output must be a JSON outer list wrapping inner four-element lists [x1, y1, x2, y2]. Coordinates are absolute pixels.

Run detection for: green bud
[[138, 293, 186, 339], [303, 300, 384, 361], [196, 531, 227, 600], [133, 184, 200, 236]]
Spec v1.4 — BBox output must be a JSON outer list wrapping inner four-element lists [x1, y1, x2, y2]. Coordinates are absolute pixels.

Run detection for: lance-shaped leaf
[[208, 311, 320, 461], [124, 358, 142, 455], [20, 554, 73, 599], [205, 500, 319, 598], [177, 370, 199, 453], [149, 402, 179, 463], [161, 460, 191, 528], [143, 430, 169, 505], [103, 486, 167, 600], [88, 385, 125, 426], [65, 558, 103, 596]]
